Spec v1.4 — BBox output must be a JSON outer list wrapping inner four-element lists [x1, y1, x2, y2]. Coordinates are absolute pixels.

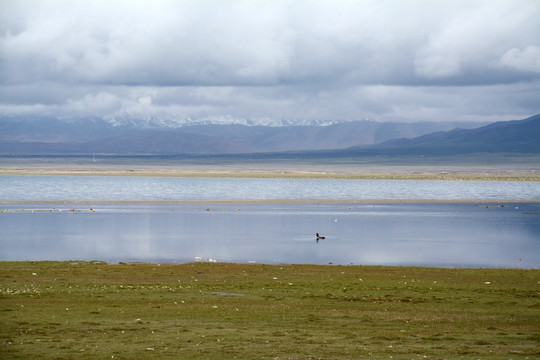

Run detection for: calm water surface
[[1, 202, 539, 268], [1, 175, 539, 267], [1, 175, 540, 201]]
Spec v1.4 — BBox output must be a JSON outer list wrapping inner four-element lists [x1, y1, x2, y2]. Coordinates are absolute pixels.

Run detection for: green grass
[[1, 261, 539, 359]]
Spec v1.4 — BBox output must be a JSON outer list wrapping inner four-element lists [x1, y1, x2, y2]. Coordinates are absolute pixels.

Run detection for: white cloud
[[495, 46, 540, 74], [0, 0, 539, 122], [414, 0, 540, 82]]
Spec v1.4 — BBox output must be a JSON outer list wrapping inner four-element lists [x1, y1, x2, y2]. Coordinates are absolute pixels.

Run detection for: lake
[[1, 175, 540, 201], [1, 175, 539, 267]]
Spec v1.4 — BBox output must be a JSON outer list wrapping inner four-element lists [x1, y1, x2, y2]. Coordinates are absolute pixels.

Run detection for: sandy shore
[[1, 156, 539, 180], [2, 169, 539, 181]]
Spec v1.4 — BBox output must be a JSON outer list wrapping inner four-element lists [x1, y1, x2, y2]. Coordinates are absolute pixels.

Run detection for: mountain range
[[362, 113, 540, 155], [0, 114, 538, 156]]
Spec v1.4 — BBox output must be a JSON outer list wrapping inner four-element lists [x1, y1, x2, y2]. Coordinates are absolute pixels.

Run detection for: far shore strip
[[1, 168, 539, 181], [2, 199, 539, 205]]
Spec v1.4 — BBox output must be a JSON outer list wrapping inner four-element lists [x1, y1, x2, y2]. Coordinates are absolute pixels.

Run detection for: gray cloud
[[0, 0, 539, 123]]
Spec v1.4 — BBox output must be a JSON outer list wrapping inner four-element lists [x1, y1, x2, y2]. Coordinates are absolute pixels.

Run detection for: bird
[[316, 233, 325, 240]]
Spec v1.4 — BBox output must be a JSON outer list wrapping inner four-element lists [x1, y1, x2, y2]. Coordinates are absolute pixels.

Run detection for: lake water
[[1, 202, 539, 268], [1, 175, 539, 267], [1, 175, 540, 201]]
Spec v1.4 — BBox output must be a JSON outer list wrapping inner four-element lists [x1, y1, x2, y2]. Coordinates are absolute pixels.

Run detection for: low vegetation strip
[[1, 261, 539, 359]]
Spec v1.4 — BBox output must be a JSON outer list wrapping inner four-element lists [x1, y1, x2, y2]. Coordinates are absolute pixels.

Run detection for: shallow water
[[1, 202, 539, 267], [1, 175, 540, 201]]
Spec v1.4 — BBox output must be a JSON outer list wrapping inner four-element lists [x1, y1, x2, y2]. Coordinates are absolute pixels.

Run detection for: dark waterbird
[[316, 233, 325, 243]]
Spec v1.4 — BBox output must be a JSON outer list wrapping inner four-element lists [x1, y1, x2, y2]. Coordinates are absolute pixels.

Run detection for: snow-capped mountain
[[0, 114, 488, 155], [101, 114, 372, 129]]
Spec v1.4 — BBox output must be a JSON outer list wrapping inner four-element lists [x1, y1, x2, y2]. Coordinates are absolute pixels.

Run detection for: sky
[[0, 0, 539, 124]]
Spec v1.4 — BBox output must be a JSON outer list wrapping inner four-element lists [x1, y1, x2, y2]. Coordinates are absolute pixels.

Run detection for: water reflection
[[1, 202, 539, 268], [2, 175, 540, 200]]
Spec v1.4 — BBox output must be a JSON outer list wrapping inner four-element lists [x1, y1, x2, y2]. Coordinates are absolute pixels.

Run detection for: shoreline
[[0, 259, 537, 269], [2, 199, 540, 205], [1, 155, 539, 181], [1, 168, 540, 181]]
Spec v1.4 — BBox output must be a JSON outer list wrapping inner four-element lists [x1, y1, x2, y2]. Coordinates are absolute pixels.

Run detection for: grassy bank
[[1, 262, 538, 359]]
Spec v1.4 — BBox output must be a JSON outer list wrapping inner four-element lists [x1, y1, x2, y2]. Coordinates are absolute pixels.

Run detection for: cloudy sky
[[1, 0, 539, 124]]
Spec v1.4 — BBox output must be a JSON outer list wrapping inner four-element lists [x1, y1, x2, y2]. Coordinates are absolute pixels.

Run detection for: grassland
[[1, 261, 539, 359]]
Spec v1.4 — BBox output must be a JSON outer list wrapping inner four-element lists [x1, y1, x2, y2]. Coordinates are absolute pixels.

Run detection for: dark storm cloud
[[1, 0, 539, 123]]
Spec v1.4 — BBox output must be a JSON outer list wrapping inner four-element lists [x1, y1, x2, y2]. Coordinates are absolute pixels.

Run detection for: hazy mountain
[[0, 116, 133, 143], [367, 113, 540, 155], [0, 115, 484, 155], [1, 130, 251, 155], [172, 121, 480, 152]]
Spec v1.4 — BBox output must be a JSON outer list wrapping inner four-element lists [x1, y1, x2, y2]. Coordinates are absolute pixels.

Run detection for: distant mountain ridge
[[367, 113, 540, 155], [101, 115, 370, 128], [0, 114, 537, 155], [0, 116, 483, 155]]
